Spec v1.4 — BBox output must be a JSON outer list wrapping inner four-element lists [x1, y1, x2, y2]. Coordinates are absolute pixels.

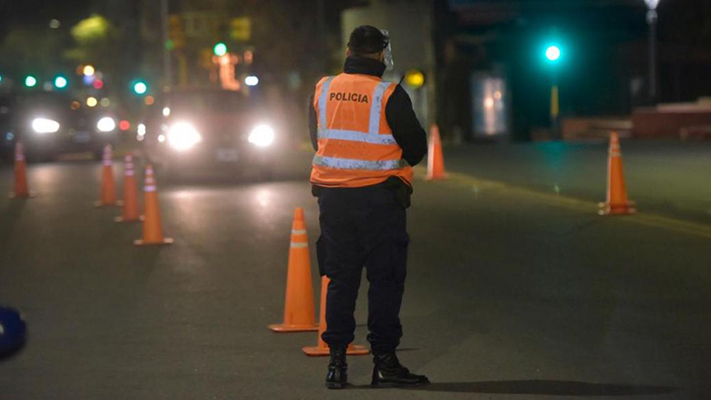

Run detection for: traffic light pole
[[544, 44, 562, 140], [317, 0, 327, 74], [550, 83, 560, 140], [161, 0, 173, 91]]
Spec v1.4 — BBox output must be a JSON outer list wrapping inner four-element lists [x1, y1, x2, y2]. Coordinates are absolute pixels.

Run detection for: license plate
[[74, 131, 91, 143], [216, 148, 238, 162]]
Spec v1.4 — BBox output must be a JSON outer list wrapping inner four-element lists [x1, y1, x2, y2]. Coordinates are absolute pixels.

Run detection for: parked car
[[0, 93, 16, 161]]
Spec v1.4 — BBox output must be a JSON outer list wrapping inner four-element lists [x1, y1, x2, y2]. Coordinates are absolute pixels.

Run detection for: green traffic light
[[54, 75, 68, 89], [132, 81, 148, 95], [0, 74, 3, 85], [25, 75, 37, 87], [214, 42, 227, 56], [546, 45, 562, 62]]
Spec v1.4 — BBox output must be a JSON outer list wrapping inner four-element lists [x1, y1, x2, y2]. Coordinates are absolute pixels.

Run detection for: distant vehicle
[[0, 94, 15, 161], [6, 92, 121, 162], [143, 89, 281, 180]]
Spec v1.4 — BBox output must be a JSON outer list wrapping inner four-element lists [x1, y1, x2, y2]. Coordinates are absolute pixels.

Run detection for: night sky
[[0, 0, 93, 27]]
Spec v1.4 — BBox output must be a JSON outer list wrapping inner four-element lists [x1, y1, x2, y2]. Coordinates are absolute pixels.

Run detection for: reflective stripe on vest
[[369, 81, 391, 135], [318, 76, 335, 129], [313, 155, 407, 171], [317, 129, 396, 145]]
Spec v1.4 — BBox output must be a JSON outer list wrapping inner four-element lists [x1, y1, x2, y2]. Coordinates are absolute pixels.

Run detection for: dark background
[[2, 0, 710, 140]]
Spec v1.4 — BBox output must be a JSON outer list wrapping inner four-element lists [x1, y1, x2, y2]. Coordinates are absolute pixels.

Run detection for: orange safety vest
[[310, 73, 413, 188]]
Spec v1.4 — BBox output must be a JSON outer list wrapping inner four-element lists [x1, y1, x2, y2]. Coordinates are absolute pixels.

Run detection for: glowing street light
[[132, 81, 148, 95], [404, 70, 425, 88], [54, 75, 68, 89], [545, 45, 562, 63], [645, 0, 660, 10], [25, 75, 37, 87], [83, 65, 96, 76], [214, 42, 228, 56], [245, 76, 259, 87]]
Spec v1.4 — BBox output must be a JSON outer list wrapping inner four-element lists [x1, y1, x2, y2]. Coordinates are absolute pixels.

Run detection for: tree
[[66, 14, 119, 69]]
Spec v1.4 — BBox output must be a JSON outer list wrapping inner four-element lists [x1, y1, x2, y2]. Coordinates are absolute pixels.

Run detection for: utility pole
[[317, 0, 327, 74], [161, 0, 172, 92], [645, 0, 660, 104]]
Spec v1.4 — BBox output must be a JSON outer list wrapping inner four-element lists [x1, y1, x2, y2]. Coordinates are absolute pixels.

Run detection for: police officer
[[309, 25, 429, 389]]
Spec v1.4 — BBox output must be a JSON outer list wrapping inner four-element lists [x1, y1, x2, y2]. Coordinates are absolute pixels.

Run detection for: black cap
[[347, 25, 389, 55]]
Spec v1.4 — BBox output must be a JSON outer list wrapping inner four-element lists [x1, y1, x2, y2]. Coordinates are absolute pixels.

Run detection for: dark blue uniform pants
[[316, 185, 408, 354]]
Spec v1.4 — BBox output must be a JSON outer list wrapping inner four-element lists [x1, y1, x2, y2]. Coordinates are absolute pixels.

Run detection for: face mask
[[381, 29, 394, 71]]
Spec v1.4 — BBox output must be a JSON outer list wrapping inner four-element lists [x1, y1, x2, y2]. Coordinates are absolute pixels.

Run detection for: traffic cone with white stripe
[[303, 276, 370, 357], [599, 132, 636, 215], [426, 125, 447, 180], [95, 145, 120, 207], [269, 208, 318, 332], [115, 154, 141, 223], [134, 164, 173, 246], [10, 143, 33, 198]]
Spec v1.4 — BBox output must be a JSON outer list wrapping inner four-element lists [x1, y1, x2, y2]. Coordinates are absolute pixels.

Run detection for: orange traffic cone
[[115, 154, 141, 223], [95, 145, 120, 207], [134, 164, 174, 246], [599, 132, 636, 215], [426, 125, 447, 180], [302, 276, 370, 357], [269, 208, 318, 332], [10, 143, 33, 198]]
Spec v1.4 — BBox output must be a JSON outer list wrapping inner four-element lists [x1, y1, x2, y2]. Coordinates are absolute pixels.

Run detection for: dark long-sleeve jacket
[[308, 56, 428, 170]]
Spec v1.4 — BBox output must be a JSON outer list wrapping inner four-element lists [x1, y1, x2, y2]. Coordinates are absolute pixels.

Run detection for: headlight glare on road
[[167, 121, 202, 151], [97, 117, 116, 132], [32, 118, 60, 134], [248, 124, 275, 147]]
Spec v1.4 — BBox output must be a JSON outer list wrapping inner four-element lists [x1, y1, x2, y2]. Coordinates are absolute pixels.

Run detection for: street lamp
[[132, 81, 148, 95], [213, 42, 228, 57], [54, 75, 68, 89], [645, 0, 660, 103], [161, 0, 172, 91], [24, 75, 37, 88], [545, 46, 562, 63]]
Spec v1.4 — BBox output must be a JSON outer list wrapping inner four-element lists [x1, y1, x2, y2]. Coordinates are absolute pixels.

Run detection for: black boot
[[371, 352, 430, 387], [325, 347, 348, 389]]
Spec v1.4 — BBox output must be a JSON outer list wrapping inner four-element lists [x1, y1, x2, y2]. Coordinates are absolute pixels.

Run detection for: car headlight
[[167, 121, 202, 151], [32, 118, 60, 134], [248, 124, 275, 147], [97, 117, 116, 132]]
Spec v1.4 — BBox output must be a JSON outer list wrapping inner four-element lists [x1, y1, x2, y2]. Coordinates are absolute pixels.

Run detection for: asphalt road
[[1, 142, 710, 399], [444, 140, 711, 223]]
